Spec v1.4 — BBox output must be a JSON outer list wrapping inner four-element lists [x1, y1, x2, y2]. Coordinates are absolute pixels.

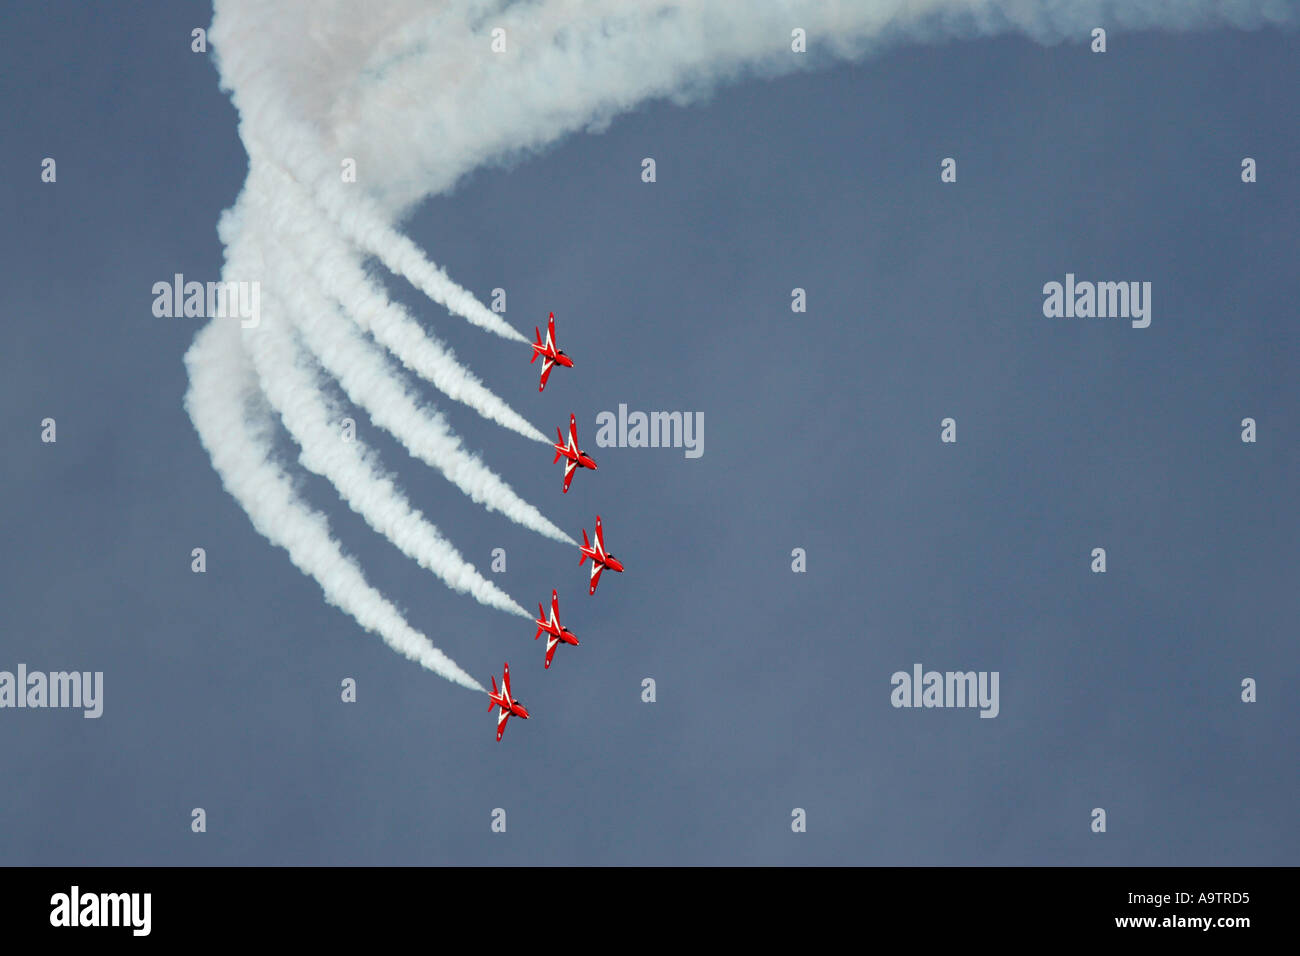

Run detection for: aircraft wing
[[550, 589, 560, 622], [539, 357, 555, 391], [595, 516, 608, 560], [503, 662, 513, 700], [562, 457, 578, 493], [545, 314, 556, 351], [544, 634, 559, 669], [496, 707, 510, 741], [568, 414, 580, 453], [588, 561, 604, 595]]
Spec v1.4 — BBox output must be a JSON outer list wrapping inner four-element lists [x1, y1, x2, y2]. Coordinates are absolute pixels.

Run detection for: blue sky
[[1, 2, 1296, 864]]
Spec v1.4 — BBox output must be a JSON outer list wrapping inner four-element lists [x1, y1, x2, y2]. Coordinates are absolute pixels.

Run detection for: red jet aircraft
[[535, 589, 579, 669], [487, 662, 530, 741], [580, 515, 625, 595], [553, 413, 597, 493], [530, 312, 574, 392]]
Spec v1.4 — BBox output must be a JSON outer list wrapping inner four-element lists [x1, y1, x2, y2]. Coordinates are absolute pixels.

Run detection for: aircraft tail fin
[[531, 327, 541, 361]]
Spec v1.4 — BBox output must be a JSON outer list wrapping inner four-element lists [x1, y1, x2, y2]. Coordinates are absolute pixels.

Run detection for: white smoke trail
[[254, 162, 549, 444], [193, 0, 1294, 691], [232, 114, 523, 341], [183, 318, 484, 693], [229, 187, 532, 620], [247, 169, 574, 545], [206, 3, 526, 339], [211, 0, 1296, 219]]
